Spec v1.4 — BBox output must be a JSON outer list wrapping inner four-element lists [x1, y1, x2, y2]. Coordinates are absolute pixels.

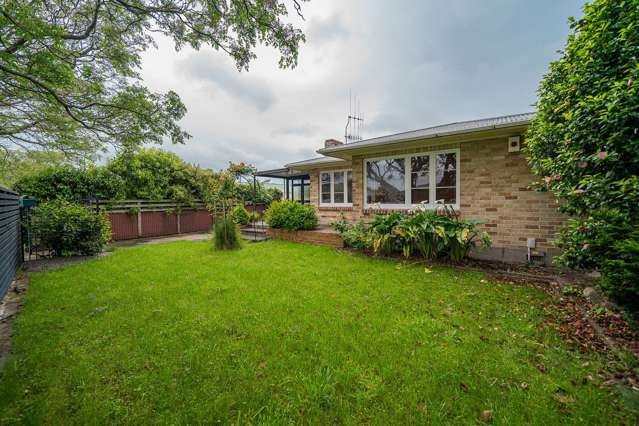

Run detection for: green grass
[[0, 240, 633, 424]]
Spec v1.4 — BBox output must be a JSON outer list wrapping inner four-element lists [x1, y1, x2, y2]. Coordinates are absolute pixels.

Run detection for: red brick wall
[[307, 137, 566, 260], [266, 228, 344, 248]]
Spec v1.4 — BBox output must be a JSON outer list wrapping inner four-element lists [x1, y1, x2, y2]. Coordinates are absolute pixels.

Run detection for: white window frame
[[363, 148, 460, 210], [319, 169, 353, 207]]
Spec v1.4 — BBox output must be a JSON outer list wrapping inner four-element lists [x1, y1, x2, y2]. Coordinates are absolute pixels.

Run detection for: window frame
[[319, 169, 353, 207], [363, 148, 460, 210]]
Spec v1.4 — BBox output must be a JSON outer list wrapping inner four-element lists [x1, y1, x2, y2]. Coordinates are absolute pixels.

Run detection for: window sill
[[319, 205, 353, 212], [363, 205, 460, 215]]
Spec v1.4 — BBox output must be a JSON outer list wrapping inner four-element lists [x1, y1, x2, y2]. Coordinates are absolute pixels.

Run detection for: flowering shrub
[[525, 0, 639, 308]]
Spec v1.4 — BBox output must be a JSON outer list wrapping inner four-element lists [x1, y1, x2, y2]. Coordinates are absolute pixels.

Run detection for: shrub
[[264, 200, 318, 231], [14, 165, 125, 201], [525, 0, 639, 308], [231, 205, 251, 226], [329, 213, 350, 233], [340, 222, 371, 250], [248, 212, 260, 223], [29, 200, 111, 256], [601, 238, 639, 312], [213, 216, 241, 250]]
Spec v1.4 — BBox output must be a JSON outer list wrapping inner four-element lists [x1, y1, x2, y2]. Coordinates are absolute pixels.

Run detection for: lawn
[[0, 240, 633, 424]]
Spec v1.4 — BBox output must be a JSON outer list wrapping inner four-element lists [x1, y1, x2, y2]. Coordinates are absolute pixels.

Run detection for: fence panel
[[140, 211, 178, 237], [99, 200, 216, 241], [108, 212, 139, 240], [180, 210, 214, 233], [0, 187, 21, 300]]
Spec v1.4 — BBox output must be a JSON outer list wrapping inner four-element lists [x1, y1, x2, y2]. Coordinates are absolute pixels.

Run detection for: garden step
[[240, 232, 269, 241], [240, 226, 267, 234]]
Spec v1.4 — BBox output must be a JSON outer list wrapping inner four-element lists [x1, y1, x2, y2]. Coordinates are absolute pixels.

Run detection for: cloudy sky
[[137, 0, 585, 171]]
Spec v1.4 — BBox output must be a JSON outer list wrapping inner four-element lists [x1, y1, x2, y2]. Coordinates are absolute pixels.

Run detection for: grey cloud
[[138, 0, 585, 172], [178, 53, 276, 112], [306, 14, 349, 45], [270, 124, 321, 138]]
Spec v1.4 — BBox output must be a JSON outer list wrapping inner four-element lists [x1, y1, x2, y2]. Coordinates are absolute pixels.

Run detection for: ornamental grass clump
[[213, 216, 241, 250]]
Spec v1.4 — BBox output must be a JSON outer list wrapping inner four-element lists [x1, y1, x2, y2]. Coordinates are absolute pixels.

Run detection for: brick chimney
[[324, 139, 343, 148]]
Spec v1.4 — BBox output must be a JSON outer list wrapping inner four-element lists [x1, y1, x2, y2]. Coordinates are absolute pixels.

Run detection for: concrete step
[[240, 227, 267, 234], [240, 232, 269, 241]]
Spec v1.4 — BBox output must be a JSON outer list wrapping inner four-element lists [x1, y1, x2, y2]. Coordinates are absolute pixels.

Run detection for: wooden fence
[[0, 187, 21, 299], [98, 200, 215, 241]]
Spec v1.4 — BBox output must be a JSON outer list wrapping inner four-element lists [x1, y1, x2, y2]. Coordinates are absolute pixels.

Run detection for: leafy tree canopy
[[526, 0, 639, 308], [14, 164, 126, 201], [0, 0, 307, 158], [105, 147, 219, 201], [0, 149, 75, 187]]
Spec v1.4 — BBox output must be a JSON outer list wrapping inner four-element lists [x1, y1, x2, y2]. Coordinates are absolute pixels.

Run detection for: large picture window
[[319, 170, 353, 206], [366, 158, 405, 205], [364, 149, 459, 209]]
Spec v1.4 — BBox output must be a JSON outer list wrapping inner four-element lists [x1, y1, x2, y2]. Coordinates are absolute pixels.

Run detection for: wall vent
[[508, 136, 521, 152]]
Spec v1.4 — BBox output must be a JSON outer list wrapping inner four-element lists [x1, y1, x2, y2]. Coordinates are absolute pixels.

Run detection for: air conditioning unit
[[508, 136, 521, 152]]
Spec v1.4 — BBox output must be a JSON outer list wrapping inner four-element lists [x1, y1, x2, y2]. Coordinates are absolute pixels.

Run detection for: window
[[321, 173, 331, 203], [319, 170, 353, 205], [411, 155, 429, 204], [287, 177, 310, 204], [436, 153, 456, 204], [366, 158, 405, 205], [364, 149, 459, 209]]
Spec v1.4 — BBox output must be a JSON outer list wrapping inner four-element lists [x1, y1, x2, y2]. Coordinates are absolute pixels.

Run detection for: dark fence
[[0, 187, 21, 299]]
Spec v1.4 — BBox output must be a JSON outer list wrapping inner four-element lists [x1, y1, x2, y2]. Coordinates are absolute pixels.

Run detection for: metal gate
[[0, 186, 21, 299]]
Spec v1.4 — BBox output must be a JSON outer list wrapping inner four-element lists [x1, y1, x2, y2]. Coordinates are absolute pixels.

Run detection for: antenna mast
[[344, 90, 364, 143]]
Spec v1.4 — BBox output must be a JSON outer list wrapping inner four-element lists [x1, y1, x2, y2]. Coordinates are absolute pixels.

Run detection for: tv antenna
[[344, 90, 364, 143]]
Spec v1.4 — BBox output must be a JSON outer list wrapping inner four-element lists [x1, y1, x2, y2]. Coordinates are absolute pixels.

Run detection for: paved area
[[111, 232, 210, 247]]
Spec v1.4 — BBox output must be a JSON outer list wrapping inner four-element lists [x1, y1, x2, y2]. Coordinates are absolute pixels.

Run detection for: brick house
[[257, 113, 565, 264]]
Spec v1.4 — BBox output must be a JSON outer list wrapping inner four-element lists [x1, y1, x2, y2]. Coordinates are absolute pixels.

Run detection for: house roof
[[255, 167, 308, 178], [256, 112, 535, 176], [317, 112, 535, 156], [285, 156, 349, 169]]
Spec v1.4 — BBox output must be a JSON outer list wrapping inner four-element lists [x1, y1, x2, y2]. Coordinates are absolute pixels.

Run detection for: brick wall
[[307, 137, 566, 262]]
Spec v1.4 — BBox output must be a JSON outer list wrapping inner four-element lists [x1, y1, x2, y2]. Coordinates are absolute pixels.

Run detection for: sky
[[137, 0, 586, 172]]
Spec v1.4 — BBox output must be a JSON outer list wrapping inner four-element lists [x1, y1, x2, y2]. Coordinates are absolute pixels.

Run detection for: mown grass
[[0, 240, 633, 424]]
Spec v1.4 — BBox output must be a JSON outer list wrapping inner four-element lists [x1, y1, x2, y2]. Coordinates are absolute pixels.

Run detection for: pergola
[[255, 168, 310, 204]]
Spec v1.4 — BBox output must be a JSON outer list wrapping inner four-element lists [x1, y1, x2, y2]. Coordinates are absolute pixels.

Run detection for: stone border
[[0, 276, 28, 371]]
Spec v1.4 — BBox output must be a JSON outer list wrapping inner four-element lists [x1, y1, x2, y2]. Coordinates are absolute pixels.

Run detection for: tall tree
[[526, 0, 639, 308], [0, 0, 307, 157]]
